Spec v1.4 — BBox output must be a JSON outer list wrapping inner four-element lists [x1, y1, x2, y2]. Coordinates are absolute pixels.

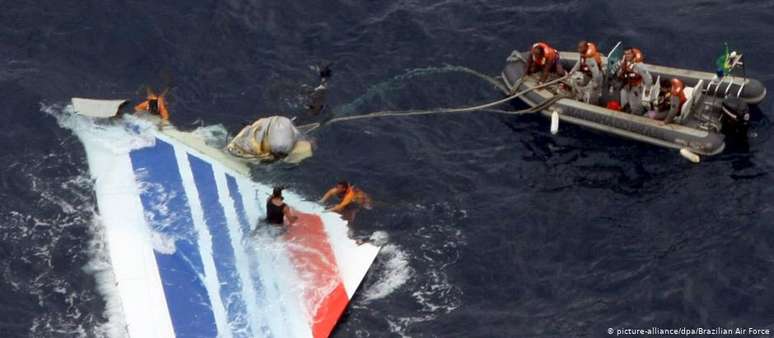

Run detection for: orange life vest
[[338, 186, 354, 200], [134, 89, 170, 121], [337, 186, 369, 208], [620, 48, 645, 86], [531, 42, 558, 66], [579, 42, 603, 76]]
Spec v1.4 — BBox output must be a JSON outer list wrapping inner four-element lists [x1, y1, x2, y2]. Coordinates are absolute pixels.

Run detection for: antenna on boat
[[606, 41, 622, 59], [605, 41, 623, 94]]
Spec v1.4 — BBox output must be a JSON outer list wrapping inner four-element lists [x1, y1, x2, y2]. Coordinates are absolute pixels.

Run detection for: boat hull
[[501, 51, 741, 156]]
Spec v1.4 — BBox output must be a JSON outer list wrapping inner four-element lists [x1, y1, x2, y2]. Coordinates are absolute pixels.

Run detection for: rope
[[335, 65, 511, 116], [299, 74, 570, 132]]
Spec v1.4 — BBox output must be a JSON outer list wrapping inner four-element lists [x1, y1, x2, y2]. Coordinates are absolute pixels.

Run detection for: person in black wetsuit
[[265, 187, 297, 226], [304, 62, 332, 117]]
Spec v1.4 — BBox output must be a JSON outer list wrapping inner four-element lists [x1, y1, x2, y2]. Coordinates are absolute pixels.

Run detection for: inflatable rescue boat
[[501, 49, 766, 160]]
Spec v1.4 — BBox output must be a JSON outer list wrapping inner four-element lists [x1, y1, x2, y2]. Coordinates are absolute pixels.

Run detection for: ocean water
[[1, 0, 774, 337]]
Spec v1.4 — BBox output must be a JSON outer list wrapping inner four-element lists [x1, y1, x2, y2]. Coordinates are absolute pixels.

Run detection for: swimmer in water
[[319, 180, 372, 223]]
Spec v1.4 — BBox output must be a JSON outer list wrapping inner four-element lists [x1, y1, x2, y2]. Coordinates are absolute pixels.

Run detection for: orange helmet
[[531, 42, 557, 64], [581, 41, 602, 68], [670, 78, 685, 96], [624, 48, 644, 63], [581, 41, 598, 58]]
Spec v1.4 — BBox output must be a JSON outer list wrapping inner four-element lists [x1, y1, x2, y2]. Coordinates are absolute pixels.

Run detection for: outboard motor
[[692, 97, 724, 132], [720, 96, 750, 139]]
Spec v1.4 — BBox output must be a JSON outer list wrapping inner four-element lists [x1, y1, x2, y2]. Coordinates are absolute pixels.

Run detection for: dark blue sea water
[[2, 0, 774, 337]]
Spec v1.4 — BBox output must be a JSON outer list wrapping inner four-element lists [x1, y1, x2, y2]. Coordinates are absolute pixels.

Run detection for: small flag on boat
[[715, 43, 731, 77]]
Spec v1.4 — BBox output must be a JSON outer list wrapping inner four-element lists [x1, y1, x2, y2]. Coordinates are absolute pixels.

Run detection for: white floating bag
[[227, 116, 311, 163], [262, 116, 299, 155]]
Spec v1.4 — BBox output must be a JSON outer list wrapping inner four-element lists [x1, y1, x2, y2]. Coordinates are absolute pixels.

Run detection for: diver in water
[[319, 180, 372, 223], [265, 186, 298, 226], [225, 62, 332, 162], [303, 62, 333, 117]]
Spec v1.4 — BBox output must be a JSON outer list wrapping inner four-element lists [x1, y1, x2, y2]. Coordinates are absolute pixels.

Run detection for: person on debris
[[569, 40, 604, 105], [134, 87, 170, 122], [319, 181, 372, 222], [525, 41, 566, 84], [616, 48, 652, 115], [646, 78, 687, 124], [265, 186, 297, 226]]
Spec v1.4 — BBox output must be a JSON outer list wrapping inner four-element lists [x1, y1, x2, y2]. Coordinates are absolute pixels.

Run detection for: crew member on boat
[[661, 78, 688, 124], [617, 48, 652, 115], [646, 78, 687, 124], [525, 42, 566, 84], [569, 40, 604, 105]]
